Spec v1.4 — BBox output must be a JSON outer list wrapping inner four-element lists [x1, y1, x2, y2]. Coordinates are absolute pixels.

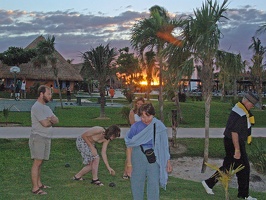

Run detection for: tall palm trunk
[[99, 81, 106, 118], [53, 66, 63, 108], [201, 93, 211, 172], [56, 76, 63, 108], [158, 56, 164, 122]]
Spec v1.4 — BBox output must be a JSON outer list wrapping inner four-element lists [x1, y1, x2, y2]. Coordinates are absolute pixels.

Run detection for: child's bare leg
[[91, 157, 100, 180], [75, 164, 92, 178]]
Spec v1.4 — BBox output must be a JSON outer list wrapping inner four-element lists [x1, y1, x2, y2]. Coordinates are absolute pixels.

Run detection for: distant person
[[29, 85, 59, 195], [50, 85, 53, 101], [202, 92, 259, 200], [125, 103, 172, 200], [129, 97, 145, 125], [109, 87, 115, 105], [10, 83, 15, 98], [66, 86, 71, 102], [21, 80, 26, 99], [15, 82, 21, 101], [72, 125, 121, 186], [122, 97, 145, 179]]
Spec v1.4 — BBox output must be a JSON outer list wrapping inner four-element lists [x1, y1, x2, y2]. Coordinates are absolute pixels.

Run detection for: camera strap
[[140, 123, 156, 153]]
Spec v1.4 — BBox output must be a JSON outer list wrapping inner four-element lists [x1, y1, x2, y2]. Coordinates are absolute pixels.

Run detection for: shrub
[[120, 106, 130, 126], [122, 88, 134, 103], [248, 140, 266, 174], [2, 105, 13, 126]]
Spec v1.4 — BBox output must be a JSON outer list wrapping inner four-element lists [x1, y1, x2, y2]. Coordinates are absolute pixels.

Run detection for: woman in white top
[[123, 97, 145, 179], [129, 97, 145, 125]]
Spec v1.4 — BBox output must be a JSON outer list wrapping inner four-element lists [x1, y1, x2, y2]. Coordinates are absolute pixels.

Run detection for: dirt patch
[[170, 157, 266, 193], [169, 143, 187, 155]]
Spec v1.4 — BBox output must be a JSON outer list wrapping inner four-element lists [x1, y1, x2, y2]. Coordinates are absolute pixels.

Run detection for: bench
[[74, 94, 95, 106], [74, 94, 109, 106]]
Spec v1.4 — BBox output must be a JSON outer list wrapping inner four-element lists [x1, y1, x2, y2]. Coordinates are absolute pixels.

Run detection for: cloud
[[219, 6, 266, 63], [0, 6, 265, 64]]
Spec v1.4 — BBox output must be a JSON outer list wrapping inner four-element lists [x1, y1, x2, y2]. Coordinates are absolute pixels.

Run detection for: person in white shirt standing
[[29, 85, 59, 195], [20, 80, 26, 99]]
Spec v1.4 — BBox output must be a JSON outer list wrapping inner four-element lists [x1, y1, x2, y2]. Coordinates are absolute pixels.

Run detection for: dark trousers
[[205, 137, 250, 198]]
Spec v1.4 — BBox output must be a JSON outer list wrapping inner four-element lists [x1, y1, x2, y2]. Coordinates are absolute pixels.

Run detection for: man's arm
[[39, 115, 59, 127], [232, 132, 241, 159]]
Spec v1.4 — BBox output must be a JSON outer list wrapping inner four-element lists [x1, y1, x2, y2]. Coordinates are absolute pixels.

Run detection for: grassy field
[[1, 138, 265, 200], [1, 97, 266, 128], [1, 96, 265, 199]]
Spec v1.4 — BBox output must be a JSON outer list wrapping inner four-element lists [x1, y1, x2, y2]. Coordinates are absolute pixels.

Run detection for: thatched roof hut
[[0, 36, 83, 82]]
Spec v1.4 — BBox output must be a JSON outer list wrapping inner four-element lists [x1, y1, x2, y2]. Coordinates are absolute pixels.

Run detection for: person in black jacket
[[202, 92, 260, 200]]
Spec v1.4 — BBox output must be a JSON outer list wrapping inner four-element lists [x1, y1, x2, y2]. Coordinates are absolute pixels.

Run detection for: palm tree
[[216, 50, 229, 101], [82, 44, 117, 118], [181, 0, 229, 172], [256, 23, 266, 35], [162, 42, 193, 123], [117, 47, 141, 88], [32, 35, 64, 108], [130, 5, 176, 121], [216, 51, 245, 101], [248, 37, 266, 108], [116, 47, 141, 104], [143, 51, 156, 100]]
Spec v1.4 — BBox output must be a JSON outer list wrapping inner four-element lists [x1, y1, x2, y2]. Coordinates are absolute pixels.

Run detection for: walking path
[[0, 127, 265, 139]]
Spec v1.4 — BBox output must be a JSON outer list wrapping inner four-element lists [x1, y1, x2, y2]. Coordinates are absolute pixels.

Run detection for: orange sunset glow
[[139, 79, 159, 86], [117, 70, 160, 86]]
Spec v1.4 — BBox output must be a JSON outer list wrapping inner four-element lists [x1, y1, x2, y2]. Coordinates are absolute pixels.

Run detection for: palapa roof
[[0, 36, 83, 81]]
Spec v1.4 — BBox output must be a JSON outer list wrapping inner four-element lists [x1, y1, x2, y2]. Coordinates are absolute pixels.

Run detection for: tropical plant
[[205, 162, 245, 200], [143, 51, 156, 100], [162, 42, 194, 123], [31, 35, 64, 108], [82, 44, 117, 118], [248, 140, 266, 174], [248, 37, 266, 109], [0, 47, 36, 66], [122, 88, 135, 104], [116, 47, 142, 94], [2, 105, 13, 126], [216, 50, 245, 101], [180, 0, 229, 172], [256, 23, 266, 35], [131, 5, 177, 121], [120, 106, 131, 126]]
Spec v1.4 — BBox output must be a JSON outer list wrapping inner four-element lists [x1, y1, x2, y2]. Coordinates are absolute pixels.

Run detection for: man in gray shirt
[[29, 85, 59, 195]]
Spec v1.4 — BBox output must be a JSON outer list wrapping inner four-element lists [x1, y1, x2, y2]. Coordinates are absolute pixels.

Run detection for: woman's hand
[[108, 168, 115, 176], [126, 164, 132, 177], [167, 160, 172, 173]]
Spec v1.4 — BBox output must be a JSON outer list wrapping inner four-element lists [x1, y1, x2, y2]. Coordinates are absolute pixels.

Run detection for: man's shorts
[[29, 134, 51, 160]]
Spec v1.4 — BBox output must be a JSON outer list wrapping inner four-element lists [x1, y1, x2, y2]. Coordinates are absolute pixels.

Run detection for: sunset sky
[[1, 0, 266, 64]]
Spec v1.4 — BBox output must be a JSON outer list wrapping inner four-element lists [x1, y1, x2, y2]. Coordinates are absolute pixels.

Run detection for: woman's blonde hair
[[133, 97, 145, 114]]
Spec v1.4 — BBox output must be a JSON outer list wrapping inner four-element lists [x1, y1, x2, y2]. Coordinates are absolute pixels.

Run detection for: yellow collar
[[236, 102, 255, 125]]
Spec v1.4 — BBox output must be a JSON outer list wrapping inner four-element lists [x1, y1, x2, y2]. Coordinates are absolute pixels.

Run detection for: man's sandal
[[32, 188, 47, 195], [39, 184, 51, 189], [91, 179, 104, 186], [72, 176, 85, 181]]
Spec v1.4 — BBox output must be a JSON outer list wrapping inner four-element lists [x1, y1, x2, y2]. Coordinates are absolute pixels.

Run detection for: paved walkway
[[0, 127, 265, 139]]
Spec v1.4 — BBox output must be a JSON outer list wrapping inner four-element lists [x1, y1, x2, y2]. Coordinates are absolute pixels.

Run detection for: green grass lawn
[[1, 138, 265, 200], [1, 97, 266, 128], [1, 96, 265, 199]]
